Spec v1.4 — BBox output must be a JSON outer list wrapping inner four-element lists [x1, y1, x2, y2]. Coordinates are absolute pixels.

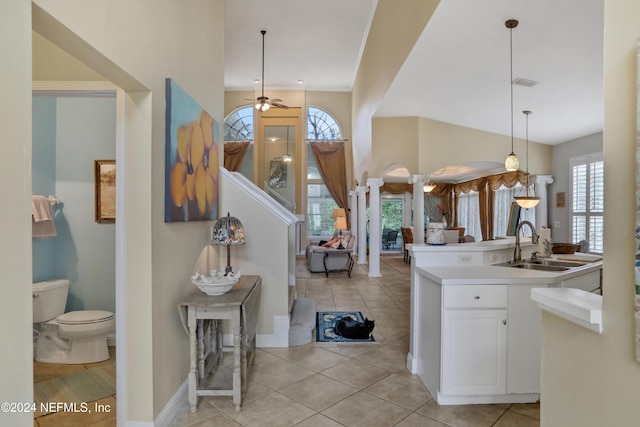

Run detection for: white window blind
[[570, 153, 603, 253], [457, 190, 482, 241]]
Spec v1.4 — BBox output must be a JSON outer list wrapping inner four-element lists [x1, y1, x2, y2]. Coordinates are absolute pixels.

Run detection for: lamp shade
[[514, 195, 540, 209], [505, 152, 520, 171], [332, 208, 346, 219], [423, 183, 436, 193], [335, 216, 348, 231], [211, 212, 245, 246]]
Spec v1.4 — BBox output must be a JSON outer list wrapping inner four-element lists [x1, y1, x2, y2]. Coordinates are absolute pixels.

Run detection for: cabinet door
[[441, 309, 507, 396]]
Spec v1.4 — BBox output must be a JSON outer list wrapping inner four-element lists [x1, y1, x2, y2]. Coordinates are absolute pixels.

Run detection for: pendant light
[[283, 126, 292, 162], [504, 19, 520, 171], [255, 30, 271, 112], [514, 110, 540, 209]]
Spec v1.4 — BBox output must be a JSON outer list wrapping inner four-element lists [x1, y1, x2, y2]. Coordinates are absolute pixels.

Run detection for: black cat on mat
[[334, 315, 375, 340]]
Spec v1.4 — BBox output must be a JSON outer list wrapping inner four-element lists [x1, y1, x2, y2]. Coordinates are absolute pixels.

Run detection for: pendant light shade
[[514, 110, 540, 209], [504, 19, 520, 172]]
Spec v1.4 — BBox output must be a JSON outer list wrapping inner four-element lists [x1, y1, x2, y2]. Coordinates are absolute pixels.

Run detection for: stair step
[[289, 298, 316, 347]]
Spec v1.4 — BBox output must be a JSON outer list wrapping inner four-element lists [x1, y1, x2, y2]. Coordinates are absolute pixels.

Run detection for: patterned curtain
[[223, 141, 250, 171], [308, 140, 349, 218]]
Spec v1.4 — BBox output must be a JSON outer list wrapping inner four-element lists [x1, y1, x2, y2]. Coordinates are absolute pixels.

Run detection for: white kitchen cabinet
[[441, 309, 507, 396], [414, 276, 540, 405]]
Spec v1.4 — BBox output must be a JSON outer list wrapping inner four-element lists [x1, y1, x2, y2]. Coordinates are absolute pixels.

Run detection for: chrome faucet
[[513, 221, 539, 262]]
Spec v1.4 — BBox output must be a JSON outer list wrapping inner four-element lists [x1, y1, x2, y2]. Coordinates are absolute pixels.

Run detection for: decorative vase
[[426, 222, 445, 244]]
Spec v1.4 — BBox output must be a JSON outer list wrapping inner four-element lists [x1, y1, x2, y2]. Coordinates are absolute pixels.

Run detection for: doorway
[[381, 195, 404, 253]]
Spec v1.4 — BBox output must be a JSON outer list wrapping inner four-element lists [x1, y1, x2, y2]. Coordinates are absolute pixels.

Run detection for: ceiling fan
[[251, 30, 289, 112]]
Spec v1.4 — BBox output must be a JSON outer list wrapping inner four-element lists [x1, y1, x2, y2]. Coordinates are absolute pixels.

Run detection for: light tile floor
[[169, 255, 540, 427]]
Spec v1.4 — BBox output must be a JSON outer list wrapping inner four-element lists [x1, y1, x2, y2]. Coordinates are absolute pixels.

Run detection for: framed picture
[[95, 160, 116, 223], [506, 202, 521, 236], [556, 191, 566, 208], [269, 159, 287, 188]]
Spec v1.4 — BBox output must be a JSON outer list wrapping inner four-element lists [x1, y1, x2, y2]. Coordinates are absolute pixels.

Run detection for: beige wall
[[539, 2, 640, 425], [352, 0, 440, 180], [32, 0, 225, 423], [371, 116, 553, 179], [0, 1, 35, 426]]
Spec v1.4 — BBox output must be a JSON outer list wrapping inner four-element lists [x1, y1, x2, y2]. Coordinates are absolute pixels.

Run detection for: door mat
[[316, 311, 375, 343], [34, 364, 116, 417]]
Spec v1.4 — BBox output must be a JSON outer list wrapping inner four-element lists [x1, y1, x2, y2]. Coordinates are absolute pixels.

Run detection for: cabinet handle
[[503, 319, 507, 325], [474, 295, 480, 299]]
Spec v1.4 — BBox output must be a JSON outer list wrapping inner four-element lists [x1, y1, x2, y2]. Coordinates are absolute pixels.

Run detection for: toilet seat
[[57, 310, 114, 325]]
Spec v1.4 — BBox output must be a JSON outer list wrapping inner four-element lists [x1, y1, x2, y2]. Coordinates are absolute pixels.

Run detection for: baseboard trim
[[153, 378, 188, 427]]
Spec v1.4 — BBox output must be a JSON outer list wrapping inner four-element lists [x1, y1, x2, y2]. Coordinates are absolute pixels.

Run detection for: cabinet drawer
[[443, 285, 507, 309]]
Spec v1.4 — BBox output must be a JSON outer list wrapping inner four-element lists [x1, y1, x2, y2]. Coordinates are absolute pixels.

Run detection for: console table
[[179, 275, 261, 412], [323, 248, 354, 277]]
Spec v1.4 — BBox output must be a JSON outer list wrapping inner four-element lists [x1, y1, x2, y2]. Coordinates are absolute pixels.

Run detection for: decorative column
[[366, 178, 384, 278], [411, 175, 426, 245], [535, 175, 554, 229], [402, 192, 412, 227], [349, 190, 358, 253], [355, 186, 368, 265]]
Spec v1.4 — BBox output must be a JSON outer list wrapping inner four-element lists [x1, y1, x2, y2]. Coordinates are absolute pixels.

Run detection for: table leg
[[232, 308, 242, 412], [187, 307, 198, 412]]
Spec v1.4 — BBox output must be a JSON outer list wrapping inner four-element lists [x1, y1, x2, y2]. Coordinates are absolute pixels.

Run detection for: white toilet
[[33, 279, 115, 364]]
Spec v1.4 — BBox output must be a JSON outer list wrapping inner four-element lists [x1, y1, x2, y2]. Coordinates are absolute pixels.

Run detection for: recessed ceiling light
[[254, 79, 260, 84], [297, 80, 304, 84]]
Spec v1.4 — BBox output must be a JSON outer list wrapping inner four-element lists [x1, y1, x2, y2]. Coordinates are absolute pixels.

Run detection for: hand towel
[[32, 195, 57, 238], [32, 195, 53, 222]]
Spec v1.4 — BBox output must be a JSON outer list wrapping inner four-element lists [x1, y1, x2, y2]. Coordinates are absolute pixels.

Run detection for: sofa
[[305, 231, 355, 273]]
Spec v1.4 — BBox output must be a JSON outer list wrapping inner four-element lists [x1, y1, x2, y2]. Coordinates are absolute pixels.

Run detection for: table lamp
[[210, 212, 245, 275], [334, 215, 348, 249]]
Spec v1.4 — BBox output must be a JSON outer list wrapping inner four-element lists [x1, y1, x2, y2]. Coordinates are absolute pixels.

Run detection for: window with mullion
[[570, 153, 604, 253]]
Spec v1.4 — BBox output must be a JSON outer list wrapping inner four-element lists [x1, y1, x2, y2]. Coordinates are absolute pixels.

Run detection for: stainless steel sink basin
[[507, 263, 570, 272], [492, 259, 586, 272]]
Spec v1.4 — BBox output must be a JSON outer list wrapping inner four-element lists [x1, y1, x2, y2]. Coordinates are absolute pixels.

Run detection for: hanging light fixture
[[514, 110, 540, 209], [255, 30, 271, 112], [423, 179, 436, 193], [283, 126, 292, 162], [504, 19, 520, 171]]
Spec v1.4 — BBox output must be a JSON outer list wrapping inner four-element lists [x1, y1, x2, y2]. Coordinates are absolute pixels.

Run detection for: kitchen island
[[407, 239, 602, 405]]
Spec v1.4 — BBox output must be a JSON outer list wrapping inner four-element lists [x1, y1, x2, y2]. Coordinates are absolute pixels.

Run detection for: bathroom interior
[[32, 93, 117, 422]]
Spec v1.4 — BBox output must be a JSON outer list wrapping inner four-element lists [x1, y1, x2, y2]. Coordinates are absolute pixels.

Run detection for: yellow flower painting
[[165, 79, 219, 222]]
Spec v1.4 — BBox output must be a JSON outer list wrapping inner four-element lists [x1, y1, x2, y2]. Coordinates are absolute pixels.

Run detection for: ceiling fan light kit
[[254, 30, 288, 112], [504, 19, 520, 172], [514, 110, 540, 209]]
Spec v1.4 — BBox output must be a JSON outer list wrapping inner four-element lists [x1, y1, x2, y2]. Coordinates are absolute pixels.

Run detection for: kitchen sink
[[507, 263, 570, 272], [493, 258, 587, 272]]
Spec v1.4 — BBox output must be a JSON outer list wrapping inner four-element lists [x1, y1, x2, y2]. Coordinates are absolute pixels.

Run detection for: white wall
[[0, 1, 34, 426], [549, 132, 603, 243], [539, 2, 640, 425]]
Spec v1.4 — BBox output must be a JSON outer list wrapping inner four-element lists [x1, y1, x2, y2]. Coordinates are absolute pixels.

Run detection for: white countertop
[[415, 257, 602, 286], [409, 237, 530, 252]]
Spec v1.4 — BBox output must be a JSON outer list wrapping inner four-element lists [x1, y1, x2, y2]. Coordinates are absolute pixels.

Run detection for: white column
[[356, 186, 368, 265], [535, 175, 554, 229], [411, 175, 426, 245], [349, 190, 358, 253], [366, 178, 384, 277], [402, 192, 412, 227]]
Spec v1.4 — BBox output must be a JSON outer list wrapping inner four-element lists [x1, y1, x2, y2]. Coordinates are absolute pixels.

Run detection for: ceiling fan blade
[[271, 99, 283, 102], [271, 102, 289, 109]]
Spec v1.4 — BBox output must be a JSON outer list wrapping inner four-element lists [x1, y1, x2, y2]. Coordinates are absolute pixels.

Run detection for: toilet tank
[[33, 279, 69, 323]]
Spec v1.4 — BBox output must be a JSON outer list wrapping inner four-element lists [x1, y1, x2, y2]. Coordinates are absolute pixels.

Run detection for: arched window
[[223, 106, 254, 179], [306, 107, 344, 237], [224, 106, 253, 141]]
